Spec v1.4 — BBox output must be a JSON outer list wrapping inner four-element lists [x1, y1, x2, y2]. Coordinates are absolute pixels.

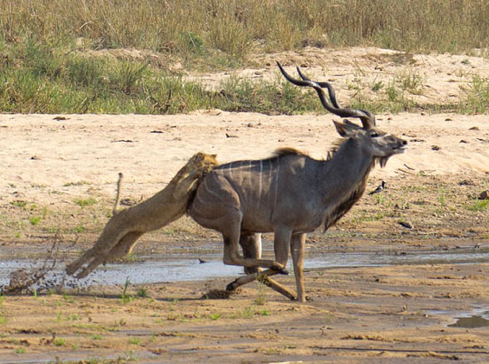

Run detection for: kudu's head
[[277, 62, 407, 165]]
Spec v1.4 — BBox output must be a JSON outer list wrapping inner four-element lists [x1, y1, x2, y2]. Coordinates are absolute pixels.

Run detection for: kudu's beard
[[375, 156, 390, 168], [326, 138, 391, 168]]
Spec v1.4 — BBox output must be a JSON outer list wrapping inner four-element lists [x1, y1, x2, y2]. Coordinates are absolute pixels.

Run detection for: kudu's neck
[[319, 138, 374, 204]]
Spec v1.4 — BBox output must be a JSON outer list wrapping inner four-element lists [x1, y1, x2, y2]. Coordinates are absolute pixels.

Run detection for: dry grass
[[2, 0, 489, 60], [1, 0, 489, 114]]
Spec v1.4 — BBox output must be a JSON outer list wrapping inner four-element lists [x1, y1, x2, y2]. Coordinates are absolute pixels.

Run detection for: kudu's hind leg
[[291, 233, 306, 302], [225, 268, 296, 299], [226, 227, 298, 301], [239, 233, 262, 274], [225, 228, 288, 292], [190, 180, 281, 271], [230, 233, 296, 299], [222, 215, 284, 272], [223, 235, 282, 271], [274, 227, 292, 273]]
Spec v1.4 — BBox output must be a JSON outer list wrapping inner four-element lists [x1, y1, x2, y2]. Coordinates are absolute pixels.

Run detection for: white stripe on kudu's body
[[188, 63, 407, 302], [227, 162, 234, 178], [273, 160, 280, 211], [256, 160, 263, 210]]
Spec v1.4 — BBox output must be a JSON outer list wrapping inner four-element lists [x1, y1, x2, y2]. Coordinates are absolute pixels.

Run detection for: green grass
[[128, 337, 141, 346], [64, 180, 90, 187], [461, 75, 489, 113], [136, 286, 149, 298], [0, 40, 326, 114], [74, 197, 97, 208], [2, 41, 482, 115], [10, 200, 28, 209], [208, 313, 221, 321], [121, 278, 135, 304], [53, 338, 66, 347], [28, 216, 42, 225], [1, 0, 489, 114], [467, 200, 489, 212], [68, 313, 81, 321]]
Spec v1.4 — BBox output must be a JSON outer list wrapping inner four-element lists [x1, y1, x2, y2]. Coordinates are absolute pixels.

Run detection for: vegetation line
[[1, 0, 488, 114]]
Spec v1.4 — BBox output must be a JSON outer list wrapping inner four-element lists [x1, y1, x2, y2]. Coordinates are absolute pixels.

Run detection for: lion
[[66, 152, 218, 278]]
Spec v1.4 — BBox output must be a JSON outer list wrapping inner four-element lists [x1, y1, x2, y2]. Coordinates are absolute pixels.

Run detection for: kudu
[[189, 62, 407, 302]]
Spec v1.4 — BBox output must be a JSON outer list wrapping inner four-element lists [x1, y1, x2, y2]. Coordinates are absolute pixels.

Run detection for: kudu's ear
[[333, 120, 359, 137]]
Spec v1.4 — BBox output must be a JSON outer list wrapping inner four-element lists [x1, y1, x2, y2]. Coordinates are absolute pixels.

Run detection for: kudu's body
[[189, 63, 407, 302]]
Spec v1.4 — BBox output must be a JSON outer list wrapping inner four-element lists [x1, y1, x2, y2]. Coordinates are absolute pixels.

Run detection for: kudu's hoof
[[271, 266, 289, 275], [244, 267, 259, 275], [293, 296, 312, 302], [226, 279, 239, 291]]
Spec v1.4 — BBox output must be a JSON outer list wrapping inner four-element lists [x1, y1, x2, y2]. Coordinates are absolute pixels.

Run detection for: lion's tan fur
[[66, 152, 219, 278]]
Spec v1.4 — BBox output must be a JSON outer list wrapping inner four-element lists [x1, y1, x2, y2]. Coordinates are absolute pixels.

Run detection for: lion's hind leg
[[66, 230, 124, 277], [75, 254, 107, 278], [65, 247, 98, 276], [105, 232, 143, 263], [74, 232, 143, 278]]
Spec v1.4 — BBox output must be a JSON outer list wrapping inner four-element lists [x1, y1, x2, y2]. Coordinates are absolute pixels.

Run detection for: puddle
[[0, 256, 244, 291], [448, 315, 489, 328], [448, 308, 489, 328], [429, 308, 489, 329], [0, 249, 488, 288]]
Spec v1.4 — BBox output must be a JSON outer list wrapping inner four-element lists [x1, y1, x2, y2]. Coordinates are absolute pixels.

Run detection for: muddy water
[[449, 314, 489, 328], [447, 307, 489, 328], [1, 249, 488, 288], [430, 307, 489, 328]]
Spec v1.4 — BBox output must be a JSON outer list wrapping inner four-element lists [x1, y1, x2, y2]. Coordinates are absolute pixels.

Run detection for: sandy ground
[[188, 47, 489, 107], [1, 48, 489, 363]]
